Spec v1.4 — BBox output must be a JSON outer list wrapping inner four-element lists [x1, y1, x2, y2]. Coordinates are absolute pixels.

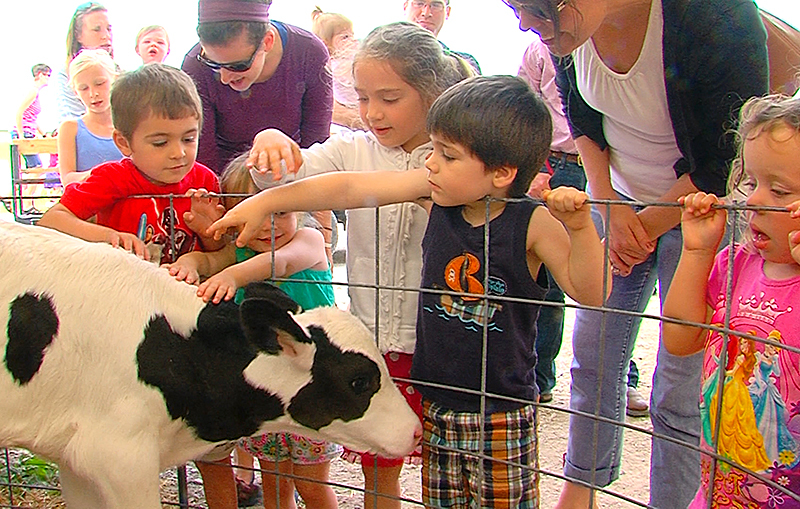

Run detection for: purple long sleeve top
[[182, 21, 333, 174]]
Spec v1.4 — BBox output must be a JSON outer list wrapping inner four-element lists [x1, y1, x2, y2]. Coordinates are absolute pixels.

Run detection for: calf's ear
[[239, 297, 311, 354], [241, 282, 301, 314]]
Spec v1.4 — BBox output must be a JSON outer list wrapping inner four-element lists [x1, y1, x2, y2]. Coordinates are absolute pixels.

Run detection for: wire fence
[[2, 191, 799, 508]]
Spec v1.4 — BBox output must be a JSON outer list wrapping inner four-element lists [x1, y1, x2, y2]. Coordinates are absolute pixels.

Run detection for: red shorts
[[343, 352, 423, 468]]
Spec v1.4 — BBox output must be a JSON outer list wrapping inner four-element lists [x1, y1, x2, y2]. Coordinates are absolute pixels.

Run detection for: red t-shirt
[[60, 158, 220, 264]]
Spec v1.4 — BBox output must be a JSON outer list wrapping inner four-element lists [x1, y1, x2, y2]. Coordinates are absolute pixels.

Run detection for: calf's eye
[[350, 376, 372, 395]]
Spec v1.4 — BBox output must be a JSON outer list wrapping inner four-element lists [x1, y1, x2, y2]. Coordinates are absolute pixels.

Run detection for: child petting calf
[[210, 75, 609, 508]]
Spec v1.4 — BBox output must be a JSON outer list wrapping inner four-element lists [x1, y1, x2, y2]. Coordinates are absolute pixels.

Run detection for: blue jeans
[[563, 198, 702, 508]]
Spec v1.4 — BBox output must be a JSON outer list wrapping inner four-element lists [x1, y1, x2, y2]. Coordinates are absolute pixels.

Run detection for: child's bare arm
[[183, 188, 226, 251], [196, 228, 327, 303], [38, 203, 149, 259], [163, 246, 235, 285], [530, 187, 608, 307], [662, 192, 726, 356], [208, 169, 431, 246]]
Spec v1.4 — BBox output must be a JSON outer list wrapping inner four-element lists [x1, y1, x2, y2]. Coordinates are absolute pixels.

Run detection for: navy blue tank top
[[412, 199, 546, 413]]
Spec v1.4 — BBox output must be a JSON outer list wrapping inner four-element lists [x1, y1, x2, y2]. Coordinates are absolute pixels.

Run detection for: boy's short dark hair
[[427, 75, 552, 198], [197, 0, 272, 48], [111, 63, 203, 140], [31, 64, 51, 78]]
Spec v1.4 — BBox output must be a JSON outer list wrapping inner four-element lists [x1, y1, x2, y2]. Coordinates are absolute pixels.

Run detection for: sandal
[[235, 477, 262, 507]]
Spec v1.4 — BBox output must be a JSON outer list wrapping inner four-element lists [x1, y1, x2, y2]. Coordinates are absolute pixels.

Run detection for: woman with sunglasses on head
[[502, 0, 768, 507], [181, 0, 332, 176], [54, 2, 114, 123]]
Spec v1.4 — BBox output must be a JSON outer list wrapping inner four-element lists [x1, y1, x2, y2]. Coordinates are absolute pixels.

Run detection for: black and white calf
[[0, 222, 421, 509]]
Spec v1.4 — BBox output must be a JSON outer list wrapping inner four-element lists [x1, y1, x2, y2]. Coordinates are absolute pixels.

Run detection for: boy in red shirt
[[39, 63, 223, 264]]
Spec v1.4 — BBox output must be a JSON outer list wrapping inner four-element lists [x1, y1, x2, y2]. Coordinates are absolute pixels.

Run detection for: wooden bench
[[9, 137, 60, 224]]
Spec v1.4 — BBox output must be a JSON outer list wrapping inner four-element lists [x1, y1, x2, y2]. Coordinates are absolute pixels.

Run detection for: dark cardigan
[[553, 0, 769, 196]]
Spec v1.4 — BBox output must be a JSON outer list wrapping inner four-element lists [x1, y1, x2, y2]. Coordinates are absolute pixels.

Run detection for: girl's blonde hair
[[220, 153, 317, 229], [311, 7, 353, 54], [354, 21, 475, 108], [68, 48, 117, 89], [220, 153, 256, 211], [728, 94, 800, 247]]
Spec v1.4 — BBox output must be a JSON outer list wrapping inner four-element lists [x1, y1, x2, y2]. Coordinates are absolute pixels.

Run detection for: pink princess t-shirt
[[689, 245, 800, 508]]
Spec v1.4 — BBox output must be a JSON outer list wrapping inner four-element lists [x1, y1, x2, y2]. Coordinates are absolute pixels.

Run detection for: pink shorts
[[342, 352, 423, 468]]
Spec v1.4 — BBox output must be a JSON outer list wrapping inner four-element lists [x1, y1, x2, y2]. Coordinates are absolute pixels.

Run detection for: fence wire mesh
[[2, 191, 799, 508]]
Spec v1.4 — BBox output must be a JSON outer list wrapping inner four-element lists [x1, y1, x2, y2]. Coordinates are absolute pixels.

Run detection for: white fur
[[0, 222, 421, 509]]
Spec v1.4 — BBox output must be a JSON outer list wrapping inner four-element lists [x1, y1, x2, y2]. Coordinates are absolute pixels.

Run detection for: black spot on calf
[[288, 326, 380, 429], [5, 292, 59, 385], [137, 301, 285, 442]]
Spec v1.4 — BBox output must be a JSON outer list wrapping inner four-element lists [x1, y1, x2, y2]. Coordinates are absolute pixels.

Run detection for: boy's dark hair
[[197, 0, 272, 48], [111, 64, 203, 140], [31, 64, 51, 78], [427, 75, 552, 198]]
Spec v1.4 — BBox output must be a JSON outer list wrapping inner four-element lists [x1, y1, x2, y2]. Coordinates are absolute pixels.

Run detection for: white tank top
[[573, 0, 681, 202]]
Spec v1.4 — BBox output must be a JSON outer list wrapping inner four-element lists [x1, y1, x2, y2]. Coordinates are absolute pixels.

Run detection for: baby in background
[[135, 25, 170, 65], [166, 152, 340, 509]]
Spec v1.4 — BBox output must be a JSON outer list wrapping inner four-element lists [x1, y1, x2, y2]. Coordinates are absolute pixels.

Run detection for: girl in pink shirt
[[663, 94, 800, 508]]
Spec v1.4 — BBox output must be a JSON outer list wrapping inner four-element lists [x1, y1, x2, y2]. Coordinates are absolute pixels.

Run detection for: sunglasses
[[197, 41, 263, 73], [504, 0, 568, 23]]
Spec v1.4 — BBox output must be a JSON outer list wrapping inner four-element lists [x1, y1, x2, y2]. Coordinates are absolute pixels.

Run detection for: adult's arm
[[182, 44, 222, 173]]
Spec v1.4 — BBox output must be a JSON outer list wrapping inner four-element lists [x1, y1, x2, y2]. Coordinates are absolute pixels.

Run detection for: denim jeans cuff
[[563, 458, 621, 488]]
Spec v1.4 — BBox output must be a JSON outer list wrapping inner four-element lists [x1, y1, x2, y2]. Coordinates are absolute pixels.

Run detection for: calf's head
[[138, 283, 421, 459]]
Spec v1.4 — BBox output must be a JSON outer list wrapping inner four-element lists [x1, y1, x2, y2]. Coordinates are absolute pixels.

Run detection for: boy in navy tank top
[[209, 75, 609, 508]]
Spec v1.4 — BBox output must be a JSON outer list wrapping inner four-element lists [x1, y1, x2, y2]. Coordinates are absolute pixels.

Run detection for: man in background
[[403, 0, 481, 73]]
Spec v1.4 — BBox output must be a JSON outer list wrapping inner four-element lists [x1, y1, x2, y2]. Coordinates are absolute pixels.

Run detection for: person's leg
[[196, 456, 238, 509], [535, 266, 565, 401], [259, 460, 296, 509], [472, 405, 539, 509], [361, 462, 403, 509], [559, 205, 658, 506], [421, 400, 468, 508], [293, 462, 338, 509], [233, 445, 256, 484], [648, 226, 702, 508], [626, 359, 650, 417]]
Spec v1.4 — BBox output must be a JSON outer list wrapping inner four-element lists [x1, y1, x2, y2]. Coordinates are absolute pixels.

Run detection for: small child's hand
[[246, 128, 303, 178], [527, 173, 551, 200], [196, 272, 238, 304], [678, 192, 726, 253], [107, 231, 149, 261], [787, 201, 800, 264], [207, 195, 271, 246], [162, 261, 200, 285], [184, 188, 225, 234], [542, 187, 592, 231]]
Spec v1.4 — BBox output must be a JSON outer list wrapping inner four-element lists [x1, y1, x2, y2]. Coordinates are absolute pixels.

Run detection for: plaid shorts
[[422, 400, 539, 508]]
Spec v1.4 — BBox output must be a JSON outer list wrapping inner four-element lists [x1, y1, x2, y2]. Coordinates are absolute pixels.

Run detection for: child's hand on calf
[[107, 231, 148, 261], [196, 272, 238, 303], [162, 260, 200, 285], [542, 186, 592, 231]]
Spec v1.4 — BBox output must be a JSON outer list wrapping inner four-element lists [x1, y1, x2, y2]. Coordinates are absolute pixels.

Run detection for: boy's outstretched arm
[[208, 169, 431, 247], [38, 203, 149, 260], [533, 187, 609, 307], [662, 192, 726, 356]]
